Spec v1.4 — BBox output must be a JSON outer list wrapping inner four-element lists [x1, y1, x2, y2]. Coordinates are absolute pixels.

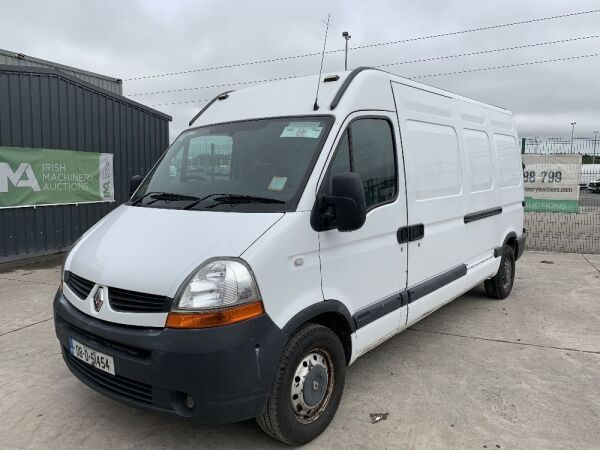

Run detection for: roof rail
[[330, 67, 381, 110], [188, 90, 233, 126]]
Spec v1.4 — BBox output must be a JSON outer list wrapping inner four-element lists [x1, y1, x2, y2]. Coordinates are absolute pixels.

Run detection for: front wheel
[[257, 323, 346, 445], [485, 245, 515, 299]]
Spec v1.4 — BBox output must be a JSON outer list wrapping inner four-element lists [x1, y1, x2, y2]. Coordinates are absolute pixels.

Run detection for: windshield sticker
[[280, 122, 323, 139], [268, 176, 287, 191]]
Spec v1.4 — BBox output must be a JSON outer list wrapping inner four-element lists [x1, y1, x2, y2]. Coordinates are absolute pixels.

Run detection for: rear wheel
[[257, 323, 346, 445], [485, 245, 515, 299]]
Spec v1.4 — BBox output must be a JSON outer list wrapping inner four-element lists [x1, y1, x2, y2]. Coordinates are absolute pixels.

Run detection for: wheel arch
[[503, 231, 518, 255], [281, 300, 355, 364]]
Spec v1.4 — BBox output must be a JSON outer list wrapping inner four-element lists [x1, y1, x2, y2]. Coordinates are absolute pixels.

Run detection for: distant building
[[0, 47, 123, 95]]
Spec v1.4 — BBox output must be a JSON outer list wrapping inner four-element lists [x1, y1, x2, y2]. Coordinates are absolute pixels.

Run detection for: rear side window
[[325, 118, 397, 209]]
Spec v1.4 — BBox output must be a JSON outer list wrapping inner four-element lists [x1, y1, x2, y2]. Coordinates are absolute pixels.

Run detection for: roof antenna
[[313, 13, 330, 111]]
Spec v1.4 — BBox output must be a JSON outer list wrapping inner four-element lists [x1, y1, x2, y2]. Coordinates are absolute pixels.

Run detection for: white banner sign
[[522, 154, 581, 213]]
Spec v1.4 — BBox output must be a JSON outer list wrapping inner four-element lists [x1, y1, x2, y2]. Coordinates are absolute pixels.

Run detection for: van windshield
[[131, 116, 334, 212]]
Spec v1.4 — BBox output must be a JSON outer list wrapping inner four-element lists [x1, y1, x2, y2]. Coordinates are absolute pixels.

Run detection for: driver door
[[317, 113, 408, 357]]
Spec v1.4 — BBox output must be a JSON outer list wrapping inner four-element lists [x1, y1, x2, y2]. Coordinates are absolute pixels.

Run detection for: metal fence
[[522, 138, 600, 254], [522, 136, 600, 158]]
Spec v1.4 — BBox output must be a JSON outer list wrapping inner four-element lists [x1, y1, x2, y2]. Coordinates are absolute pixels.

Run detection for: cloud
[[1, 0, 599, 141]]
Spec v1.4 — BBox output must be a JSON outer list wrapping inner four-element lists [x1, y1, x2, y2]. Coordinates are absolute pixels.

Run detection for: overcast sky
[[1, 0, 599, 142]]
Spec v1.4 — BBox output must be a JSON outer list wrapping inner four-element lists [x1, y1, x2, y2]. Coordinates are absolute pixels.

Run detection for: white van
[[54, 67, 526, 445]]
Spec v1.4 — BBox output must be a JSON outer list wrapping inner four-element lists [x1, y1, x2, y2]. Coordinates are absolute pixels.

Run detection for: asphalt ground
[[1, 251, 599, 449]]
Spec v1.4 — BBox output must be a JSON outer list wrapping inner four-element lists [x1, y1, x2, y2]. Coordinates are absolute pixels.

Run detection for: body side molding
[[352, 264, 468, 330], [464, 207, 503, 224], [407, 264, 468, 303], [352, 293, 405, 329]]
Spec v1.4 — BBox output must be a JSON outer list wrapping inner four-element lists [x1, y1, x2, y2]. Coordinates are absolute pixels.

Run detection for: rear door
[[318, 112, 408, 356]]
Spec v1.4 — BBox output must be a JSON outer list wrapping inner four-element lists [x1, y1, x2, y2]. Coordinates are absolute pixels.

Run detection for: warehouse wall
[[0, 65, 171, 263], [0, 48, 123, 95]]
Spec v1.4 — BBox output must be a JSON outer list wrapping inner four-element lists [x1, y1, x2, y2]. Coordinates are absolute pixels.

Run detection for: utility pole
[[342, 31, 351, 71], [570, 122, 577, 153], [594, 130, 598, 164]]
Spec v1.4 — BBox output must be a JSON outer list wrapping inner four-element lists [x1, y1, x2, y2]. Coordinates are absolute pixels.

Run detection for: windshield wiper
[[206, 194, 286, 207], [182, 193, 230, 210], [130, 192, 200, 206]]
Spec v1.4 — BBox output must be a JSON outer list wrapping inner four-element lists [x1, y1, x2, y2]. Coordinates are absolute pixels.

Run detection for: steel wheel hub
[[290, 350, 333, 423]]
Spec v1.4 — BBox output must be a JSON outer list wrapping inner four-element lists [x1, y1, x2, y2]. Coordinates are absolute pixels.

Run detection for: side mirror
[[311, 172, 367, 232], [129, 175, 143, 196]]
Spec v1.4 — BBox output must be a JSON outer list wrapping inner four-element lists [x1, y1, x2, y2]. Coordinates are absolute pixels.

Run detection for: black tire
[[484, 245, 515, 299], [257, 323, 346, 446]]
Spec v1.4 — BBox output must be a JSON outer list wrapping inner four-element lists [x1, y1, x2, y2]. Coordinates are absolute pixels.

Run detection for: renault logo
[[93, 287, 104, 312]]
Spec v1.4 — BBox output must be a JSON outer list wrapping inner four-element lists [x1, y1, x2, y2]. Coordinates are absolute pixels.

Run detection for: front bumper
[[53, 290, 286, 424]]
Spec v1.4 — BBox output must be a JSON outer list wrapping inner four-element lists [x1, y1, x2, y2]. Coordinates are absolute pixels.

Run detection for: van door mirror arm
[[310, 195, 336, 231]]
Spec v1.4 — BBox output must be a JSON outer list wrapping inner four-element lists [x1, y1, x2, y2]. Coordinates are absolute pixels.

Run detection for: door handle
[[397, 226, 409, 243], [397, 224, 424, 243]]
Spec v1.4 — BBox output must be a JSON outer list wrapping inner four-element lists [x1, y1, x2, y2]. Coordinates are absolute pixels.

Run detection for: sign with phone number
[[522, 154, 582, 213]]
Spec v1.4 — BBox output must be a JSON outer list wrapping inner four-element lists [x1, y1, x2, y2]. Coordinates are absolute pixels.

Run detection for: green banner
[[0, 147, 114, 208], [524, 196, 579, 213]]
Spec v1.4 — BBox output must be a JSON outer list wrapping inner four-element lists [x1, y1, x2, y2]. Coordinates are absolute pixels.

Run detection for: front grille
[[109, 286, 171, 313], [65, 351, 153, 405], [65, 271, 95, 299], [65, 322, 151, 359]]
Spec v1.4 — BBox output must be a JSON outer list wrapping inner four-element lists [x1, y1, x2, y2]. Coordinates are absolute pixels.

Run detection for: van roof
[[192, 67, 511, 128]]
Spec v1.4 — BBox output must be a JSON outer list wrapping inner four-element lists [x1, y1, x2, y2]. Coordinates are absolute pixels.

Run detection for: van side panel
[[392, 82, 523, 326]]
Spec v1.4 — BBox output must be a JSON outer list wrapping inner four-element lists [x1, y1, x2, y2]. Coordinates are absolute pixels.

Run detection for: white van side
[[54, 67, 525, 445]]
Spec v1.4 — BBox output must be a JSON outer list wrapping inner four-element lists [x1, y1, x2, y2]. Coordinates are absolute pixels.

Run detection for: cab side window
[[326, 118, 397, 209], [328, 130, 351, 178]]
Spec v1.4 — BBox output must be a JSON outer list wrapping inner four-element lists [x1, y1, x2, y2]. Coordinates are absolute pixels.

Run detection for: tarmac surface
[[1, 251, 599, 449]]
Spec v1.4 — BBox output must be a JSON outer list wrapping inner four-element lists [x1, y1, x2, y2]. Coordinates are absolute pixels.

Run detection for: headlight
[[175, 259, 260, 310], [167, 259, 264, 329]]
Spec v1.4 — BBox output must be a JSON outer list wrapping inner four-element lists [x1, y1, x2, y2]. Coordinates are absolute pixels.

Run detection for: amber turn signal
[[166, 301, 265, 329]]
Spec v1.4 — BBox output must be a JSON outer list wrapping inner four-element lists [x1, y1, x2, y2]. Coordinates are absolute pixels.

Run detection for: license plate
[[69, 338, 115, 375]]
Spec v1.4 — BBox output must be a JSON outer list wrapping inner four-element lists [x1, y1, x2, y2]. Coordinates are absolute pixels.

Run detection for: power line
[[151, 98, 212, 106], [125, 8, 600, 81], [130, 75, 303, 97], [130, 34, 600, 97], [376, 34, 600, 69], [410, 52, 599, 79], [149, 52, 600, 107]]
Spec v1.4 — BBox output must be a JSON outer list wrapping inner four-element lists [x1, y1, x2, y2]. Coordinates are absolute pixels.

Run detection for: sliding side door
[[392, 82, 469, 325]]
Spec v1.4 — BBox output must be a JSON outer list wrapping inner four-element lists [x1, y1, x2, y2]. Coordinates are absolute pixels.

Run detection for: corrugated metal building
[[0, 63, 171, 263], [0, 48, 123, 95]]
